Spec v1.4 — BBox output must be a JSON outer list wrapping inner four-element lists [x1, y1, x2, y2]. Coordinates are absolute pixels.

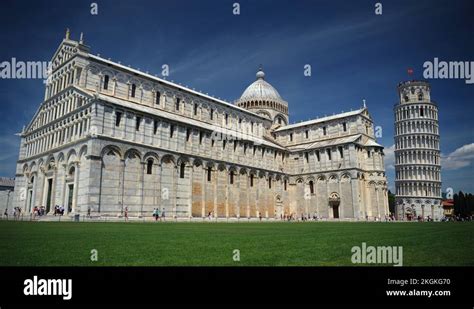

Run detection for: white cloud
[[384, 144, 395, 170], [442, 143, 474, 170]]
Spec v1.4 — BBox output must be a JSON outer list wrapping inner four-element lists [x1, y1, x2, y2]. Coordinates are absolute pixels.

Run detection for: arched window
[[155, 91, 161, 105], [230, 171, 234, 184], [418, 93, 423, 101], [103, 75, 109, 90], [250, 174, 254, 187], [175, 98, 180, 111], [207, 167, 212, 182], [180, 162, 185, 178], [130, 83, 136, 98], [146, 159, 153, 175], [309, 180, 314, 194]]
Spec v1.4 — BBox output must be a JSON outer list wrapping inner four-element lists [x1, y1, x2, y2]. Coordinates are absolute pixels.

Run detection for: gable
[[24, 86, 93, 134]]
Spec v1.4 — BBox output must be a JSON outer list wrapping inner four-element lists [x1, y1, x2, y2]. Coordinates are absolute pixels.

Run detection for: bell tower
[[394, 80, 442, 221]]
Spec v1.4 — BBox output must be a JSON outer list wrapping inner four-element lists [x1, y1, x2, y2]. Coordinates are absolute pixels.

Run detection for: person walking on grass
[[124, 207, 129, 222], [153, 208, 159, 221], [161, 208, 165, 221]]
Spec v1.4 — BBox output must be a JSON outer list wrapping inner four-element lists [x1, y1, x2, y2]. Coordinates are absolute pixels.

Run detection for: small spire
[[363, 99, 366, 108], [65, 28, 70, 40], [79, 32, 84, 44]]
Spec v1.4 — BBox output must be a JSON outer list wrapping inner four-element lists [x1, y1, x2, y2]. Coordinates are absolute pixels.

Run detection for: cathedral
[[12, 31, 389, 220]]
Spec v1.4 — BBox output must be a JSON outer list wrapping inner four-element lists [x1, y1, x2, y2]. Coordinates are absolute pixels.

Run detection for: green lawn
[[0, 221, 472, 266]]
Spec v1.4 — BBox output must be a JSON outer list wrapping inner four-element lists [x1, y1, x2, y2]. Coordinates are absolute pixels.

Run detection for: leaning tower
[[394, 81, 442, 221]]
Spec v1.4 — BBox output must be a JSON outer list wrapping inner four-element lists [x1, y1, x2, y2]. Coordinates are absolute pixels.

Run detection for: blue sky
[[0, 0, 473, 193]]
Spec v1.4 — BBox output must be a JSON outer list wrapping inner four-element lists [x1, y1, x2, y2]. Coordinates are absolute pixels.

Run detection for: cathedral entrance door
[[45, 178, 53, 213], [328, 192, 341, 219], [332, 205, 339, 219], [27, 189, 33, 212], [66, 184, 74, 213], [275, 195, 283, 219]]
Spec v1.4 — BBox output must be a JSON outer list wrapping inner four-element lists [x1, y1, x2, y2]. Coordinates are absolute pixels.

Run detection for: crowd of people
[[152, 208, 166, 221], [2, 205, 471, 222], [7, 207, 23, 220], [53, 205, 65, 216], [441, 215, 473, 222], [32, 206, 47, 218]]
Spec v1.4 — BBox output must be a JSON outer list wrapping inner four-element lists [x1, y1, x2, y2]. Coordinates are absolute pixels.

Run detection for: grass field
[[0, 221, 472, 266]]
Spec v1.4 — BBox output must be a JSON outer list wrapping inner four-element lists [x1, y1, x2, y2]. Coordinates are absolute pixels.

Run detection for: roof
[[274, 108, 367, 132], [364, 139, 383, 147], [442, 199, 454, 207], [88, 55, 270, 122], [287, 134, 362, 151], [0, 177, 15, 188], [239, 69, 285, 103]]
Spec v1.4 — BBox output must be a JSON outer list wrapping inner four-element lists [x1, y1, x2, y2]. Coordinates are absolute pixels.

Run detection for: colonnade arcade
[[20, 146, 86, 215], [96, 144, 290, 219]]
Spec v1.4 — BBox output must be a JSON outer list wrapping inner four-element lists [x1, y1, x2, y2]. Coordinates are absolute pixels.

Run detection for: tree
[[388, 190, 395, 214], [453, 193, 460, 216], [453, 191, 474, 218]]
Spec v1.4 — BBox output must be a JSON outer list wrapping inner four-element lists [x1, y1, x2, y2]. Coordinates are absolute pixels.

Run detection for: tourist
[[162, 208, 166, 221], [124, 207, 128, 222], [87, 207, 91, 218]]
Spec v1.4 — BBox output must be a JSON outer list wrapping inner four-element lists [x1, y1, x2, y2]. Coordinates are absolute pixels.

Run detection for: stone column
[[225, 170, 229, 218], [338, 181, 343, 218], [156, 162, 162, 212], [173, 165, 177, 218], [187, 163, 193, 218], [71, 161, 80, 213], [212, 167, 217, 218], [119, 159, 125, 214], [201, 165, 205, 218], [246, 174, 250, 218], [60, 164, 67, 212], [140, 161, 145, 217], [22, 173, 30, 212]]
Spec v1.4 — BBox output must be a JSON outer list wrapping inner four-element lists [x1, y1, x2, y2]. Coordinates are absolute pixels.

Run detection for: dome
[[239, 68, 283, 102]]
